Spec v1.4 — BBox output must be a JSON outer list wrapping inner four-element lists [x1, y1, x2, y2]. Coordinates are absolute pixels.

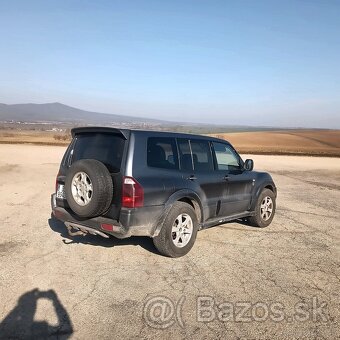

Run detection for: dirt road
[[0, 144, 339, 339]]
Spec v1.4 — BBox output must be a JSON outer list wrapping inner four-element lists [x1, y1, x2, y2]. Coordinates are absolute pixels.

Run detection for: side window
[[190, 140, 214, 172], [212, 142, 241, 171], [147, 137, 179, 170], [177, 139, 193, 171]]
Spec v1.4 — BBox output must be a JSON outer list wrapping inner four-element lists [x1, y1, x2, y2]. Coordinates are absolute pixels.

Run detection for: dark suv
[[51, 127, 277, 257]]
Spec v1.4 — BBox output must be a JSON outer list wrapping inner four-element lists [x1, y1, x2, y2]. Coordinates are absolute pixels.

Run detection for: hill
[[0, 102, 166, 125]]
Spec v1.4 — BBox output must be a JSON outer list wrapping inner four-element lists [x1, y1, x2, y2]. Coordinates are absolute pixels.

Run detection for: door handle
[[224, 175, 230, 181], [187, 175, 197, 181]]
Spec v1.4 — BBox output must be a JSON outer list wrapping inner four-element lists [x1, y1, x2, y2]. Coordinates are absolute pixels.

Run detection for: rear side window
[[147, 137, 179, 170], [190, 140, 214, 172], [72, 133, 125, 173]]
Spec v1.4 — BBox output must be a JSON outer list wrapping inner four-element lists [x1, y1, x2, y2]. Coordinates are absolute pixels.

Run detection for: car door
[[212, 141, 254, 217], [177, 138, 224, 220]]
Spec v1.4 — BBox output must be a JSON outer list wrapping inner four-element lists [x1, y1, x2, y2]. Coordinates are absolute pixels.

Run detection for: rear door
[[212, 141, 254, 216], [177, 138, 224, 220]]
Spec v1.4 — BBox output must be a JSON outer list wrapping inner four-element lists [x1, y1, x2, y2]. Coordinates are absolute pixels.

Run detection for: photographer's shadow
[[0, 289, 73, 339], [48, 215, 159, 254]]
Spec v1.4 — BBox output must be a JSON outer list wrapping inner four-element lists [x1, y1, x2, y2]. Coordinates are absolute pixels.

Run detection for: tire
[[65, 159, 113, 218], [248, 188, 276, 228], [153, 202, 198, 258]]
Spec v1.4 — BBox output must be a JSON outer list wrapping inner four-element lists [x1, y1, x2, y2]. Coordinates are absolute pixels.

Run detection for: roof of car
[[71, 126, 229, 144]]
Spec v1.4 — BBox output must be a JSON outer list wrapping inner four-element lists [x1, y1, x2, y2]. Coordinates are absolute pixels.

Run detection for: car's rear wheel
[[65, 159, 113, 218], [153, 202, 198, 257], [248, 188, 276, 228]]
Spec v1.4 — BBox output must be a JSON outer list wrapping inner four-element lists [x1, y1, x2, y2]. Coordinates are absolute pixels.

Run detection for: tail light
[[122, 176, 144, 208]]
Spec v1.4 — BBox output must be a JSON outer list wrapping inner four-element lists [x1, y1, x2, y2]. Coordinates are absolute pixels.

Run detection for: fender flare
[[250, 181, 277, 210], [151, 189, 204, 237]]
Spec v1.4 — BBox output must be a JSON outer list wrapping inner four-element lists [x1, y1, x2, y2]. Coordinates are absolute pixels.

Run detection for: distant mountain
[[0, 102, 169, 125], [0, 102, 275, 133]]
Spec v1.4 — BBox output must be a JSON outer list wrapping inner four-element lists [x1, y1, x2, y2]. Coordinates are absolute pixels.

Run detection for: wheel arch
[[250, 180, 277, 211], [151, 189, 204, 237], [177, 197, 202, 224], [264, 184, 275, 193]]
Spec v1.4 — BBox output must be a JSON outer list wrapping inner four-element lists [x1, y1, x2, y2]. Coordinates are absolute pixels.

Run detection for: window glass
[[190, 140, 214, 171], [147, 137, 179, 169], [213, 142, 240, 171], [72, 133, 125, 173], [177, 139, 193, 171]]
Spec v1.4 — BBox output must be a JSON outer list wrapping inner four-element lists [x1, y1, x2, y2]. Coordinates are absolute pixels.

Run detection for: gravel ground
[[0, 144, 339, 339]]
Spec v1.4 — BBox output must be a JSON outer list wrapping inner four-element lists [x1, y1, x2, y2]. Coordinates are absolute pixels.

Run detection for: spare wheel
[[65, 159, 113, 218]]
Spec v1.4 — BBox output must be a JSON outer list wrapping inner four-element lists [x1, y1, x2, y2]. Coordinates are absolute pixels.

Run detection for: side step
[[64, 221, 109, 238], [199, 211, 254, 230]]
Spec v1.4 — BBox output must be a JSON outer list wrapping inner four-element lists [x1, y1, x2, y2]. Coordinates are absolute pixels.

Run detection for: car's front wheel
[[248, 188, 276, 228], [153, 202, 198, 257]]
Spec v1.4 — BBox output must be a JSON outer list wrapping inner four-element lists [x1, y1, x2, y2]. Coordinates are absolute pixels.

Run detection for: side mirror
[[244, 159, 254, 171]]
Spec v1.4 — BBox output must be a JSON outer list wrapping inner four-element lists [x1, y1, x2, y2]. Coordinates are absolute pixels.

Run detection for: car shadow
[[236, 218, 254, 227], [48, 215, 160, 255], [0, 288, 73, 339], [236, 218, 267, 229]]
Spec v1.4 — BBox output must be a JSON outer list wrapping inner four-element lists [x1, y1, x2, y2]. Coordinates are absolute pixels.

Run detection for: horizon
[[1, 1, 340, 128], [1, 101, 339, 130]]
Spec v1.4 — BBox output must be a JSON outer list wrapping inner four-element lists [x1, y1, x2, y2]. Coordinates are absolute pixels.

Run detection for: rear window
[[147, 137, 179, 170], [190, 140, 214, 172], [72, 133, 125, 173]]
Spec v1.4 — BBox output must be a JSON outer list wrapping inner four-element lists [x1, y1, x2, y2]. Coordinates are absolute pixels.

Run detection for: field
[[211, 129, 340, 156], [0, 129, 70, 146], [0, 144, 339, 339], [1, 128, 340, 156]]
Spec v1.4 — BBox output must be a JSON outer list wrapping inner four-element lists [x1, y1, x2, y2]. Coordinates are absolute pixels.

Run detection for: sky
[[0, 0, 340, 128]]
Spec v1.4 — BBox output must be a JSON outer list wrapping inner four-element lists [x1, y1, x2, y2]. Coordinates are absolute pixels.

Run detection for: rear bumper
[[51, 194, 163, 239]]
